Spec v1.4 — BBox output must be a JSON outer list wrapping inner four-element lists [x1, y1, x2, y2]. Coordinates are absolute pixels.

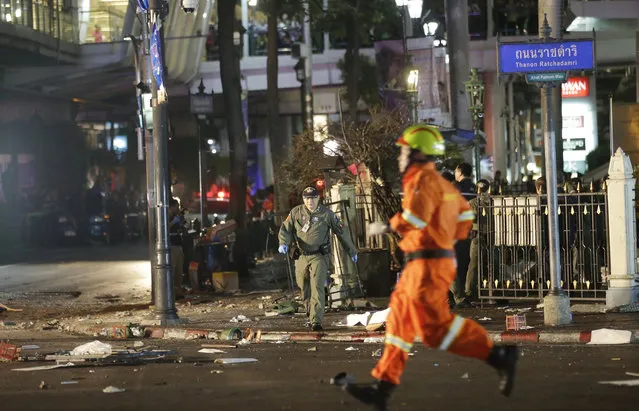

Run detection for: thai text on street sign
[[498, 39, 595, 74]]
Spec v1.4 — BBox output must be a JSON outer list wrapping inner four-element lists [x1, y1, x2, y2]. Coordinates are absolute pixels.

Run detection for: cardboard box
[[212, 271, 239, 292]]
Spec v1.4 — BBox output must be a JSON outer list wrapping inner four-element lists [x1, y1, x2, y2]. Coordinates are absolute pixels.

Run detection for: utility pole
[[302, 0, 313, 131], [539, 0, 563, 176], [539, 15, 571, 326], [140, 0, 179, 324], [445, 0, 473, 133]]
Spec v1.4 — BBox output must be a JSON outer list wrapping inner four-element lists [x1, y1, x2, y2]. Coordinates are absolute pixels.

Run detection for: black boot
[[487, 344, 518, 397], [345, 380, 395, 411]]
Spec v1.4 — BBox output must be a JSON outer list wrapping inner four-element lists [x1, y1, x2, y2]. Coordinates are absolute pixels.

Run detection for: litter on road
[[588, 329, 633, 345], [230, 315, 251, 323], [198, 348, 226, 354], [21, 345, 40, 350], [477, 317, 492, 321], [61, 381, 79, 385], [598, 379, 639, 387], [307, 346, 317, 352], [345, 346, 358, 351], [12, 363, 76, 372], [103, 386, 126, 393], [214, 358, 258, 364], [70, 341, 112, 356]]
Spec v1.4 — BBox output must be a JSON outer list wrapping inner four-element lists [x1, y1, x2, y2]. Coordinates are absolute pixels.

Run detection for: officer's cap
[[302, 186, 319, 198], [477, 179, 490, 193]]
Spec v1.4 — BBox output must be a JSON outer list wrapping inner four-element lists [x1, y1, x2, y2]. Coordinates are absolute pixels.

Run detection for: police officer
[[278, 186, 358, 331]]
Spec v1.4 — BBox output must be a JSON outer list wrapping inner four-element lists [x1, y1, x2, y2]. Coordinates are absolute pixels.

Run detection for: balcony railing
[[0, 2, 79, 43]]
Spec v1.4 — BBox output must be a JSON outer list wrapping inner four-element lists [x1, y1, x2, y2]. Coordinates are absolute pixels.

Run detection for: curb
[[64, 324, 639, 345]]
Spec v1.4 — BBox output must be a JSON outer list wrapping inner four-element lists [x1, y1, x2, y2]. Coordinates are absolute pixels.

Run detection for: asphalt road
[[0, 333, 637, 411], [0, 244, 151, 306]]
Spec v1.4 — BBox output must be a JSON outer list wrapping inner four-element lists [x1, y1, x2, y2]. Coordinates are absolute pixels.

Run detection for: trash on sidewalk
[[214, 358, 258, 365], [70, 341, 112, 356], [307, 346, 317, 352], [201, 344, 238, 349], [0, 302, 23, 312], [230, 315, 251, 323], [210, 370, 224, 374], [346, 312, 371, 327], [461, 373, 470, 379], [199, 348, 226, 354], [363, 336, 384, 344], [372, 349, 382, 358], [61, 381, 79, 385], [103, 386, 126, 393], [505, 314, 527, 331], [588, 329, 632, 345], [345, 346, 358, 351], [477, 317, 492, 322], [39, 381, 48, 390], [0, 342, 21, 362], [344, 308, 390, 329], [12, 363, 76, 372], [598, 379, 639, 387], [21, 345, 40, 350]]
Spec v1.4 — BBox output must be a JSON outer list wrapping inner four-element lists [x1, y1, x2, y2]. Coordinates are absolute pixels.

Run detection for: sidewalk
[[4, 290, 636, 345]]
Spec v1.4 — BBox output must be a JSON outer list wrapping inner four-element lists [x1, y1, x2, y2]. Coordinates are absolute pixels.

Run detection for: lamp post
[[464, 68, 485, 181], [190, 78, 214, 229], [406, 67, 419, 125], [294, 59, 307, 130]]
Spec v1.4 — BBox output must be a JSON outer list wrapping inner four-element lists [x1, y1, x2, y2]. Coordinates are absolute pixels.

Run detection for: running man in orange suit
[[333, 125, 518, 410]]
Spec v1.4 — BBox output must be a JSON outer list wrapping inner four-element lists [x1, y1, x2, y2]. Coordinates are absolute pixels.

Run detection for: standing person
[[464, 179, 491, 304], [451, 162, 476, 307], [334, 125, 517, 410], [168, 198, 185, 298], [278, 186, 358, 331]]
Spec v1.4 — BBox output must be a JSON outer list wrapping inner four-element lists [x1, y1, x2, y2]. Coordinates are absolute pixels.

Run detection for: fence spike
[[577, 181, 582, 192], [544, 207, 548, 215], [558, 207, 561, 215], [573, 280, 577, 289], [506, 280, 511, 288], [531, 280, 535, 289], [586, 280, 591, 289], [602, 180, 607, 191], [499, 185, 503, 195], [589, 181, 594, 192], [570, 206, 575, 215], [546, 280, 551, 289], [482, 208, 486, 216], [494, 279, 499, 288], [596, 205, 601, 215], [519, 280, 523, 288], [584, 206, 588, 215], [560, 280, 564, 288], [483, 279, 488, 288]]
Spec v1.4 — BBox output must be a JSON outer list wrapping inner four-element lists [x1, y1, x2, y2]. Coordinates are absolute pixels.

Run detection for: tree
[[218, 0, 249, 276]]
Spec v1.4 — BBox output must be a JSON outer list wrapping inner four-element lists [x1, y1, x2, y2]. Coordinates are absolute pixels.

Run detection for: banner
[[150, 23, 167, 103], [137, 0, 148, 11], [374, 40, 407, 118]]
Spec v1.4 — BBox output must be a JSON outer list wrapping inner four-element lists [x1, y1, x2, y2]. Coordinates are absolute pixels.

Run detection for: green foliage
[[336, 54, 380, 108], [315, 0, 401, 42]]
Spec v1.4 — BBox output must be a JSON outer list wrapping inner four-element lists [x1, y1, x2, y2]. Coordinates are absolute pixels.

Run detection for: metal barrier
[[476, 192, 609, 302]]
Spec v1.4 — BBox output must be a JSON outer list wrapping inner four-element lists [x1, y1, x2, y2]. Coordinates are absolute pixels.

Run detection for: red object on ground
[[0, 342, 21, 362]]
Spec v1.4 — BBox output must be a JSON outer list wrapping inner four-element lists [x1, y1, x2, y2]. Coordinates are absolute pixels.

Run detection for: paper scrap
[[598, 379, 639, 387], [477, 317, 492, 321], [307, 346, 317, 352], [368, 308, 390, 326], [103, 386, 126, 393], [12, 363, 76, 372], [588, 329, 632, 345], [346, 312, 371, 327], [198, 348, 225, 354], [345, 346, 358, 351], [230, 315, 251, 323], [461, 373, 470, 379], [61, 381, 79, 385], [214, 358, 258, 364], [70, 341, 112, 356], [21, 345, 40, 350], [363, 337, 384, 344]]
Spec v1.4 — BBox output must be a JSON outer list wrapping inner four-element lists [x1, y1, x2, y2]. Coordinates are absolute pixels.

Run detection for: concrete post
[[445, 0, 473, 132], [488, 72, 507, 176], [605, 148, 639, 309]]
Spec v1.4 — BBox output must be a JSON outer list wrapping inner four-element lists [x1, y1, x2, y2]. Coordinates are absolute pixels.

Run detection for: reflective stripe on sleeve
[[385, 334, 413, 353], [457, 210, 475, 222], [401, 209, 427, 229], [438, 315, 465, 351]]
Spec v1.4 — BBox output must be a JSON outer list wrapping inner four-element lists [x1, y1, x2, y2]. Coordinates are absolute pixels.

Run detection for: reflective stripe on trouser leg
[[439, 315, 465, 351], [385, 334, 413, 353]]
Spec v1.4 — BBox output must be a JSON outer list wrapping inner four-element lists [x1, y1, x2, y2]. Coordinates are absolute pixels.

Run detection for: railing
[[476, 192, 609, 302], [0, 3, 79, 43]]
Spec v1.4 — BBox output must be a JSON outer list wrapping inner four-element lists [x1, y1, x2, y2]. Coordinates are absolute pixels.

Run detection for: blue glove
[[278, 244, 288, 255], [351, 254, 358, 263]]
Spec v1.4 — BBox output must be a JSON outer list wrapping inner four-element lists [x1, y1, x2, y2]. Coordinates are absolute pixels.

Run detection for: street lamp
[[433, 34, 447, 48], [422, 19, 439, 37], [406, 67, 419, 124], [190, 78, 214, 228], [464, 68, 485, 181]]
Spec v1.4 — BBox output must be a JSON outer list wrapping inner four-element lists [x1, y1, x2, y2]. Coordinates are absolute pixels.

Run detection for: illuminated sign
[[562, 77, 590, 98], [498, 40, 595, 74], [563, 116, 584, 128], [563, 138, 586, 151]]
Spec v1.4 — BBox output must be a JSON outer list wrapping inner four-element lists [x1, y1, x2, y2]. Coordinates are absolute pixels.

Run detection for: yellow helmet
[[396, 125, 445, 156]]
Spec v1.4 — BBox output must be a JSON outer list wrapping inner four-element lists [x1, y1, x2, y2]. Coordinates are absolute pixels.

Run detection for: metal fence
[[476, 192, 609, 302]]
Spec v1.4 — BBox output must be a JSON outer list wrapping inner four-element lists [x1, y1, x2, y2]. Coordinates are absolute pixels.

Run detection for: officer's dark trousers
[[450, 238, 471, 303]]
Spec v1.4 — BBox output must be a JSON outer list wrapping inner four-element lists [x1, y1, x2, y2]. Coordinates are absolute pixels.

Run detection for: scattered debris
[[264, 311, 279, 317], [133, 341, 144, 348], [588, 329, 633, 345], [611, 358, 622, 361], [214, 358, 258, 365], [363, 337, 384, 344], [307, 346, 318, 352], [477, 317, 492, 322], [433, 363, 439, 367], [39, 381, 48, 390], [536, 303, 544, 309], [505, 314, 527, 331], [70, 341, 112, 356], [408, 353, 415, 356], [1, 321, 17, 327], [21, 345, 40, 350], [199, 348, 226, 354], [210, 370, 224, 374], [345, 346, 358, 351], [201, 344, 237, 349], [518, 325, 535, 330], [0, 303, 23, 312], [230, 315, 251, 323], [598, 379, 639, 387], [103, 386, 126, 393], [0, 342, 21, 362], [461, 373, 470, 379], [346, 312, 371, 327], [372, 349, 382, 358], [61, 381, 79, 385], [12, 363, 76, 372]]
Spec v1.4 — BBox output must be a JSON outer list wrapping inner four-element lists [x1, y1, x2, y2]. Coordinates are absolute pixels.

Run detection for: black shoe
[[311, 323, 323, 332], [344, 380, 395, 411], [487, 344, 518, 397]]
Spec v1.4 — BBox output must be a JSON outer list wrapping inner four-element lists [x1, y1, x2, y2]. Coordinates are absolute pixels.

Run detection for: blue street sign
[[150, 23, 166, 101], [498, 39, 595, 74]]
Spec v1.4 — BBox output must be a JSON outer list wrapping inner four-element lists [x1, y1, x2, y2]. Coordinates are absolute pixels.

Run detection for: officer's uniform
[[465, 181, 491, 300], [279, 201, 357, 327]]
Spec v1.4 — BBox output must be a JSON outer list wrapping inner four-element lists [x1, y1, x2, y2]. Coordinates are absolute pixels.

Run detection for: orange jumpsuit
[[372, 162, 493, 385]]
